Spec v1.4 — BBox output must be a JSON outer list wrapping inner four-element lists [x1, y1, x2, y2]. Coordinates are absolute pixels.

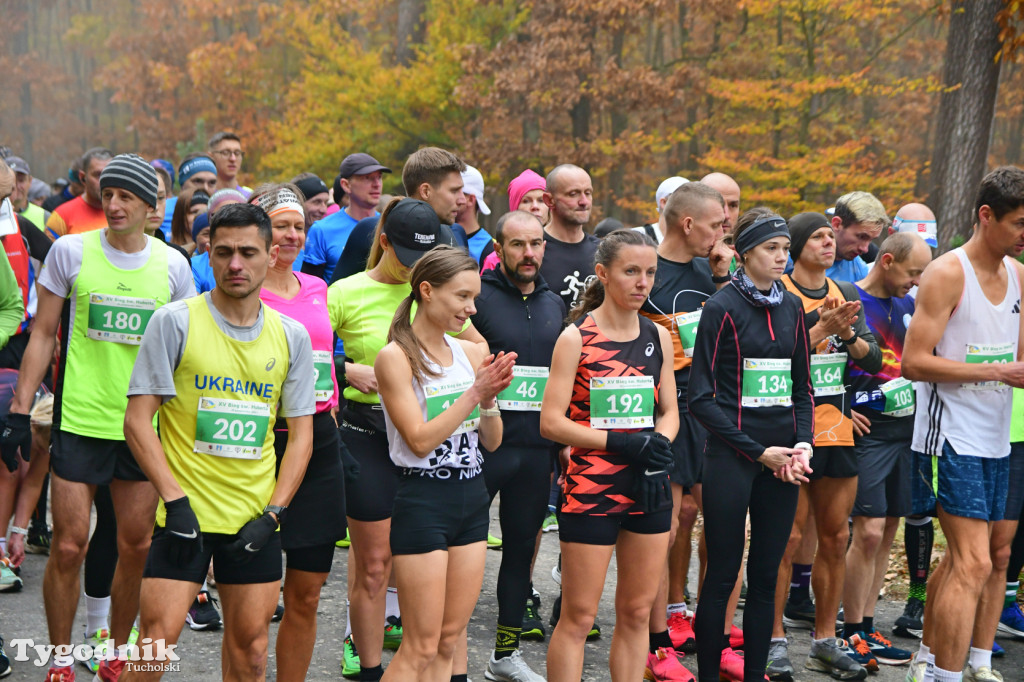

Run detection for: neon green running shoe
[[81, 628, 109, 673], [336, 530, 351, 548], [383, 615, 403, 650], [341, 634, 360, 679], [487, 532, 502, 549]]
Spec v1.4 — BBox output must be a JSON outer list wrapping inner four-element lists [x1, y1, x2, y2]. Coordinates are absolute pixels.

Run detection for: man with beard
[[540, 165, 599, 313]]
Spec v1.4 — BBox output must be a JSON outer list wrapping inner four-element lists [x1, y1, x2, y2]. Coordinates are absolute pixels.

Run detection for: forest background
[[4, 0, 1024, 248]]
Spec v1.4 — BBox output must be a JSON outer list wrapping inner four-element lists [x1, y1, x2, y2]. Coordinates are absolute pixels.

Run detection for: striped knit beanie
[[100, 154, 159, 208]]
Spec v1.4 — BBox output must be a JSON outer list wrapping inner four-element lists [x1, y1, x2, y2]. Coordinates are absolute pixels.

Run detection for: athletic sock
[[495, 623, 521, 659], [451, 676, 468, 682], [968, 646, 992, 670], [905, 517, 933, 602], [359, 664, 383, 681], [344, 599, 352, 639], [844, 622, 863, 639], [722, 631, 732, 652], [789, 563, 812, 603], [650, 629, 672, 653], [1005, 581, 1019, 608], [0, 537, 6, 555], [85, 594, 111, 637], [667, 602, 687, 617], [862, 616, 873, 633], [933, 664, 962, 681], [385, 586, 400, 620]]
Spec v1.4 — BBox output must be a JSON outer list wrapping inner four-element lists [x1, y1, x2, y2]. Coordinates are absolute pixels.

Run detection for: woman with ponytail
[[374, 245, 515, 681], [540, 229, 680, 682]]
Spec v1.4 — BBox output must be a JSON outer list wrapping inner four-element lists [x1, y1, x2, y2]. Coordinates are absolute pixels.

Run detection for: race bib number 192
[[590, 375, 655, 429]]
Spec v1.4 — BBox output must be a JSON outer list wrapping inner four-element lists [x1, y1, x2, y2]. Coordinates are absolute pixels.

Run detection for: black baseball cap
[[384, 199, 456, 267], [338, 153, 391, 179]]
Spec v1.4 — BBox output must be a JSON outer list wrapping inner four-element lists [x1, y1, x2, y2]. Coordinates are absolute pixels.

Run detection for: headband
[[734, 216, 789, 255], [255, 188, 305, 219], [178, 156, 217, 186]]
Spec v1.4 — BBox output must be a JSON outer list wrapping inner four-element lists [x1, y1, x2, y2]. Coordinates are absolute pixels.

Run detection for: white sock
[[53, 654, 75, 668], [968, 646, 991, 670], [85, 595, 111, 637], [385, 586, 400, 620], [932, 664, 962, 681], [0, 537, 6, 555], [344, 599, 352, 639], [667, 602, 686, 617]]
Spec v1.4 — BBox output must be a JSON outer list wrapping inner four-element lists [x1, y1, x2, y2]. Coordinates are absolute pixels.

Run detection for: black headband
[[734, 216, 789, 255]]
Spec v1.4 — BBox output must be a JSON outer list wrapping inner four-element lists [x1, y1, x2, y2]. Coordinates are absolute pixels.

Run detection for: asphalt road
[[3, 499, 1023, 681]]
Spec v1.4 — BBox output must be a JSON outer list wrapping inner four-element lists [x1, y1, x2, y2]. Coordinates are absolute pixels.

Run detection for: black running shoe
[[892, 597, 924, 639], [521, 594, 546, 641]]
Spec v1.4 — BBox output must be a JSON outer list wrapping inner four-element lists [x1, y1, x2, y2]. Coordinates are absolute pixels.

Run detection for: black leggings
[[84, 485, 118, 598], [696, 448, 798, 682], [483, 445, 551, 627]]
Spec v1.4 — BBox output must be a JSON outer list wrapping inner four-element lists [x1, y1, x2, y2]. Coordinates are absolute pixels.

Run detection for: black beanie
[[787, 212, 831, 261], [100, 153, 159, 208]]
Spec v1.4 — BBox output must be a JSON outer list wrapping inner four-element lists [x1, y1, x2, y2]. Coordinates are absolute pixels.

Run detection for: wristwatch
[[480, 406, 501, 418], [264, 504, 287, 524]]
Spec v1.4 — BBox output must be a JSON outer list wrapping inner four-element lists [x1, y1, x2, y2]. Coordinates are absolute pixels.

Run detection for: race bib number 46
[[590, 375, 655, 429], [741, 358, 793, 407], [964, 342, 1014, 391], [497, 365, 549, 411], [425, 378, 480, 435], [194, 397, 271, 459], [86, 294, 156, 345]]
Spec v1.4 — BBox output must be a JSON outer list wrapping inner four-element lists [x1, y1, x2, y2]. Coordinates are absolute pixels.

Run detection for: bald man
[[701, 173, 741, 234], [890, 203, 938, 251], [540, 164, 599, 312]]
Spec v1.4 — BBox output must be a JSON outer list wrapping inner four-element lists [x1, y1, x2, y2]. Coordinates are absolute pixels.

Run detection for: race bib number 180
[[86, 293, 156, 345], [194, 397, 271, 460]]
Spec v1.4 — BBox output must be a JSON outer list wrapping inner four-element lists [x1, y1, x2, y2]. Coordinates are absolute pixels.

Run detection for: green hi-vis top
[[157, 297, 290, 535], [62, 231, 170, 440]]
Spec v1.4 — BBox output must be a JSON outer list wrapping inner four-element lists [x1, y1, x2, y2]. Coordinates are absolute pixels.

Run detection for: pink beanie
[[507, 169, 546, 214]]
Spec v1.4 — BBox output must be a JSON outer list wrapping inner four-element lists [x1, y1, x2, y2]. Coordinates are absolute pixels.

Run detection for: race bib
[[312, 350, 334, 402], [811, 353, 847, 397], [590, 375, 655, 429], [674, 310, 701, 358], [194, 397, 271, 460], [497, 365, 549, 411], [881, 377, 915, 417], [741, 358, 792, 407], [425, 378, 480, 435], [964, 342, 1014, 391], [86, 293, 156, 345]]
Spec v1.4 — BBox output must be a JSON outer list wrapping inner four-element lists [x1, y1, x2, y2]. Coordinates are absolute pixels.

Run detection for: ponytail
[[568, 279, 605, 323]]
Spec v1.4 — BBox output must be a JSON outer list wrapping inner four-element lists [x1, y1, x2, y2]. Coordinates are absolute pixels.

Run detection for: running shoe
[[587, 619, 601, 640], [0, 559, 21, 593], [805, 638, 868, 680], [383, 615, 403, 650], [730, 624, 744, 650], [541, 512, 558, 533], [272, 603, 284, 622], [186, 590, 222, 630], [81, 628, 109, 673], [550, 594, 560, 627], [843, 633, 878, 671], [720, 647, 745, 682], [521, 596, 545, 641], [992, 641, 1005, 658], [0, 636, 10, 679], [892, 597, 924, 639], [341, 634, 360, 679], [487, 533, 503, 549], [26, 521, 51, 555], [335, 530, 351, 548], [905, 651, 927, 682], [551, 560, 561, 586], [766, 639, 794, 681], [45, 665, 75, 681], [782, 597, 815, 630], [667, 611, 696, 654], [997, 602, 1024, 638], [484, 649, 545, 682], [644, 647, 694, 681], [94, 658, 125, 682], [860, 630, 912, 665], [963, 664, 1004, 682]]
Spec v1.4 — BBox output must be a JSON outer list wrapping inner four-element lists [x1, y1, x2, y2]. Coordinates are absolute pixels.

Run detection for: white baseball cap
[[656, 176, 688, 212], [461, 165, 491, 215]]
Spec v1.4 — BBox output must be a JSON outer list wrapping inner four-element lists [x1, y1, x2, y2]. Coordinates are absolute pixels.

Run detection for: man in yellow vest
[[122, 202, 315, 681], [1, 153, 196, 682]]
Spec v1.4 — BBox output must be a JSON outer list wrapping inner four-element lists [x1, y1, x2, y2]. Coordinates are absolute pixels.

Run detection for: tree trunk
[[931, 0, 1002, 250], [395, 0, 426, 67]]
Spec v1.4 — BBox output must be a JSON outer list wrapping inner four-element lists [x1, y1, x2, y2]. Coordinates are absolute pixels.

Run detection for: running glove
[[606, 431, 673, 470], [0, 412, 32, 473], [163, 496, 203, 567], [224, 512, 278, 563], [633, 466, 671, 513]]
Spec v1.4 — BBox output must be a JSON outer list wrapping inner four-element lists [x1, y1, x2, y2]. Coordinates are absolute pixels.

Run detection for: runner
[[45, 147, 113, 238], [823, 192, 888, 282], [121, 201, 315, 681], [169, 187, 209, 255], [470, 210, 564, 682], [207, 132, 250, 195], [840, 232, 931, 669], [539, 164, 599, 313], [688, 210, 814, 682], [252, 184, 347, 682], [635, 176, 688, 244], [902, 166, 1024, 682], [778, 211, 882, 680], [456, 165, 494, 264], [699, 173, 741, 235], [374, 245, 515, 681], [540, 229, 678, 682], [3, 154, 195, 682]]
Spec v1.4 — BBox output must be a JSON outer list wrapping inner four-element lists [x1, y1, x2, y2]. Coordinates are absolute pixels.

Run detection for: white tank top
[[912, 248, 1021, 458], [385, 334, 482, 473]]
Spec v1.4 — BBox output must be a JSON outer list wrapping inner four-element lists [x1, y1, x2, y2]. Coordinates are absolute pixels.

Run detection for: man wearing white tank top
[[902, 166, 1024, 682]]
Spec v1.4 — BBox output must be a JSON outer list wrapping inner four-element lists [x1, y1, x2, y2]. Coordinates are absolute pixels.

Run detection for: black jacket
[[471, 267, 566, 449]]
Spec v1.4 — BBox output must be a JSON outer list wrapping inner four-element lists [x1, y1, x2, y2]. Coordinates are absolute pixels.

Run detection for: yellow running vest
[[156, 296, 290, 534]]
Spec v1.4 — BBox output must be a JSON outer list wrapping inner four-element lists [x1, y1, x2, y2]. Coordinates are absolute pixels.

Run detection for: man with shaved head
[[700, 172, 741, 235], [540, 164, 600, 312], [890, 203, 938, 250]]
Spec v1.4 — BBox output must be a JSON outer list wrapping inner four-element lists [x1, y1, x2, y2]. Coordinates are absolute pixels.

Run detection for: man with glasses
[[208, 132, 251, 196]]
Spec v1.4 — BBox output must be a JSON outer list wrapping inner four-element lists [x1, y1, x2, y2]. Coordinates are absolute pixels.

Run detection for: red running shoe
[[644, 647, 694, 681], [729, 624, 744, 650], [45, 665, 76, 681], [94, 658, 126, 682], [668, 611, 697, 654]]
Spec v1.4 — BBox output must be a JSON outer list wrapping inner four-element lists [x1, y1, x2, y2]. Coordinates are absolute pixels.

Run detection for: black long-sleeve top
[[687, 284, 814, 462]]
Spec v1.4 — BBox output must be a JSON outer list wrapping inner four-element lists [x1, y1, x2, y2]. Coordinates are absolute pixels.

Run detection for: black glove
[[163, 496, 203, 567], [224, 512, 278, 563], [606, 431, 673, 470], [338, 433, 360, 489], [0, 412, 32, 473], [633, 465, 672, 513]]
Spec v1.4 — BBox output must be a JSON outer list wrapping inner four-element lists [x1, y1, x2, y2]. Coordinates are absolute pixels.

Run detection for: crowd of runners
[[0, 137, 1023, 682]]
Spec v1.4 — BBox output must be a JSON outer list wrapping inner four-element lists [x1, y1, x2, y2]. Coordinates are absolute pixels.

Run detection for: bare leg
[[276, 568, 328, 682], [971, 519, 1017, 651], [348, 518, 393, 669], [120, 578, 200, 682], [547, 541, 615, 682], [219, 581, 280, 682], [669, 486, 700, 605], [843, 516, 887, 625], [109, 478, 159, 648], [862, 517, 900, 620], [772, 486, 809, 638], [611, 531, 671, 681], [43, 475, 95, 648], [809, 476, 858, 637]]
